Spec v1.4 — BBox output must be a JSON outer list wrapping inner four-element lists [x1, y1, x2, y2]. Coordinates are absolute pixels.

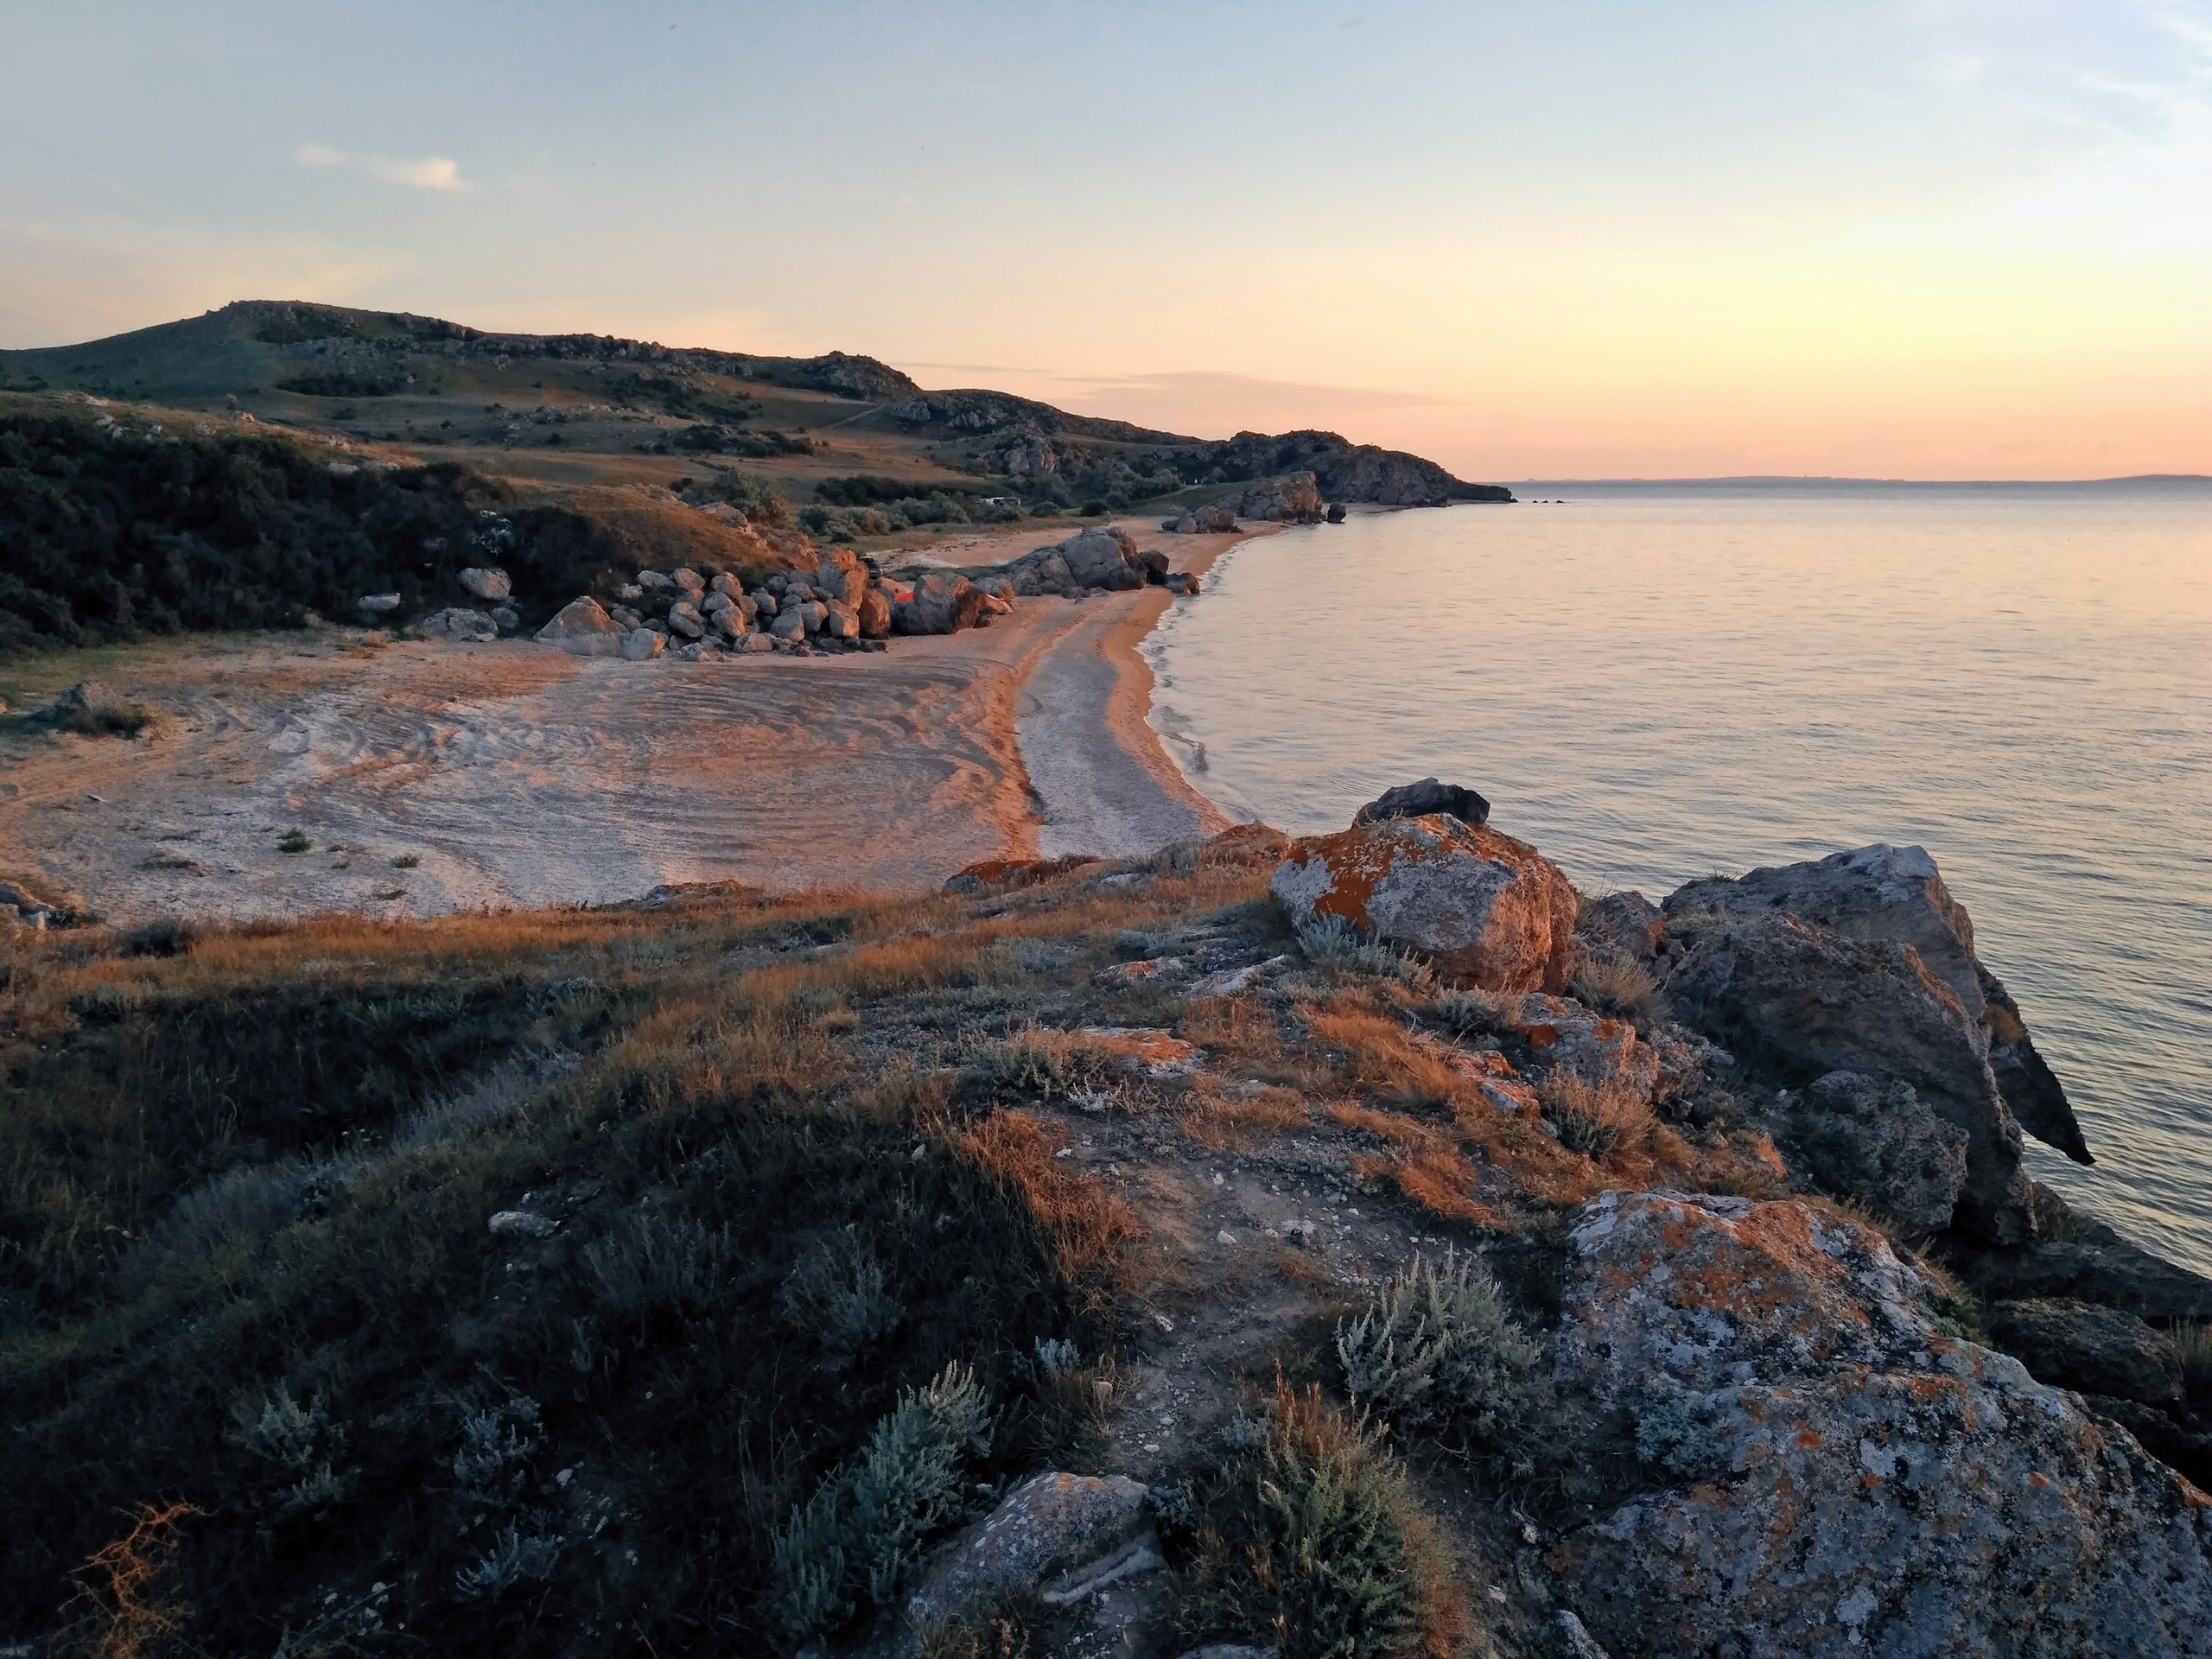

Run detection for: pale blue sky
[[4, 1, 2209, 475]]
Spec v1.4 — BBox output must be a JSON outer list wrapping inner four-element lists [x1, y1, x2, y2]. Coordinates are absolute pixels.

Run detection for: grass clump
[[2177, 1321, 2212, 1401], [1295, 914, 1434, 992], [1421, 988, 1522, 1042], [1338, 1247, 1541, 1452], [1164, 1381, 1467, 1659], [773, 1362, 996, 1644], [276, 829, 311, 854], [1567, 951, 1664, 1026], [1539, 1070, 1649, 1160]]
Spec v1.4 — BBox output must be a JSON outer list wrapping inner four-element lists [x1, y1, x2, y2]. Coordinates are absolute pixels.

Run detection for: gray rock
[[1161, 504, 1237, 534], [1351, 777, 1491, 829], [487, 1209, 556, 1239], [1983, 1297, 2184, 1403], [535, 596, 626, 657], [666, 601, 705, 640], [1955, 1237, 2212, 1323], [1667, 843, 2090, 1164], [823, 601, 860, 643], [671, 566, 705, 598], [904, 1471, 1148, 1634], [1660, 908, 2031, 1242], [609, 605, 644, 631], [634, 569, 674, 592], [1056, 526, 1147, 590], [1175, 1648, 1276, 1659], [356, 592, 403, 614], [620, 628, 665, 662], [1555, 1612, 1611, 1659], [1007, 550, 1077, 596], [893, 573, 987, 635], [457, 566, 512, 602], [1791, 1070, 1969, 1235], [1574, 891, 1663, 963], [490, 606, 519, 632], [1235, 472, 1325, 523], [1552, 1190, 2212, 1658], [749, 588, 779, 618], [416, 607, 499, 643]]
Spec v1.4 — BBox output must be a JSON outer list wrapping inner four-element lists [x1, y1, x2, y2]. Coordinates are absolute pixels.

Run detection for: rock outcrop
[[1660, 908, 2033, 1242], [1552, 1189, 2212, 1657], [893, 572, 988, 635], [1352, 778, 1491, 829], [457, 566, 511, 602], [1667, 844, 2089, 1163], [1788, 1070, 1969, 1235], [901, 1471, 1153, 1636], [1982, 1297, 2185, 1403], [1235, 472, 1325, 524], [1161, 505, 1236, 533], [1270, 815, 1579, 992]]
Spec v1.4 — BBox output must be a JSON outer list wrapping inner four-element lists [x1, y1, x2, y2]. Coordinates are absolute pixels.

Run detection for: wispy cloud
[[294, 143, 471, 192]]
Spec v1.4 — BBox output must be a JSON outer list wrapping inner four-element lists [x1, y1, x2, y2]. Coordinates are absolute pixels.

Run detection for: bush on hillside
[[0, 407, 631, 653]]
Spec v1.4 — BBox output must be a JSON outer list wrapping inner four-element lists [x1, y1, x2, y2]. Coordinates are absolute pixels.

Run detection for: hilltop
[[0, 299, 1509, 521]]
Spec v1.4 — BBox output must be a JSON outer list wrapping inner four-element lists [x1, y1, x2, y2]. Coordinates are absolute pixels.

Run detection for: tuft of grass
[[1294, 914, 1435, 993], [1164, 1381, 1469, 1659], [1567, 951, 1665, 1026], [391, 853, 421, 869], [1421, 988, 1523, 1042], [1539, 1070, 1649, 1160], [2176, 1321, 2212, 1401], [1338, 1247, 1541, 1452], [276, 829, 312, 854]]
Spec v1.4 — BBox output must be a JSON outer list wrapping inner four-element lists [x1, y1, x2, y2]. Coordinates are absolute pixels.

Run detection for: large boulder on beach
[[1549, 1189, 2212, 1658], [814, 546, 870, 606], [535, 596, 626, 657], [1269, 814, 1579, 992], [1661, 907, 2034, 1242], [857, 587, 892, 638], [894, 572, 989, 635], [1007, 550, 1077, 597], [1667, 843, 2090, 1164], [1236, 472, 1325, 524], [457, 566, 511, 602], [1056, 526, 1147, 591], [1161, 504, 1236, 533]]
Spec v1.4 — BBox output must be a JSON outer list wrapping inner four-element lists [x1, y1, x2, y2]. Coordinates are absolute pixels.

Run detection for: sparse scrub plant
[[1568, 951, 1665, 1026], [1337, 1248, 1541, 1450], [454, 1524, 563, 1600], [1540, 1070, 1650, 1160], [228, 1385, 348, 1514], [1421, 988, 1523, 1042], [779, 1235, 905, 1369], [582, 1211, 733, 1321], [276, 830, 312, 854], [1166, 1382, 1466, 1659], [773, 1362, 998, 1643], [1294, 915, 1435, 992], [451, 1394, 541, 1504], [2177, 1321, 2212, 1400]]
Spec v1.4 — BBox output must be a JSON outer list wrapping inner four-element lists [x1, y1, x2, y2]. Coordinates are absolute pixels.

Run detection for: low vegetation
[[1338, 1249, 1542, 1452]]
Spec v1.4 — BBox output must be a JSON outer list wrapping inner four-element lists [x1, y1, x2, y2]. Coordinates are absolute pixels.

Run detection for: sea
[[1140, 480, 2212, 1273]]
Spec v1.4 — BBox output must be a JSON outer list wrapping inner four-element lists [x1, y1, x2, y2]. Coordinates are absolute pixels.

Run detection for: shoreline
[[0, 520, 1274, 921]]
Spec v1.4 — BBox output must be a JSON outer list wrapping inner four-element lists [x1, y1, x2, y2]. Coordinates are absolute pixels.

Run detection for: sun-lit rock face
[[1551, 1190, 2212, 1658], [1268, 814, 1579, 993]]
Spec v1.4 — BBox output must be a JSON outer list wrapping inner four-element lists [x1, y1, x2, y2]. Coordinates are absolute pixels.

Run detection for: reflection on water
[[1144, 488, 2212, 1271]]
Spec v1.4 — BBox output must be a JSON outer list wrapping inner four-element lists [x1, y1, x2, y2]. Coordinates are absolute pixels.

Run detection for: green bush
[[1295, 915, 1434, 992], [1337, 1248, 1541, 1451], [1165, 1382, 1465, 1659]]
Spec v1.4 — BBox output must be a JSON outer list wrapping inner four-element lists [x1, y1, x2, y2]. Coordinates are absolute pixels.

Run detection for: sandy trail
[[0, 523, 1265, 922]]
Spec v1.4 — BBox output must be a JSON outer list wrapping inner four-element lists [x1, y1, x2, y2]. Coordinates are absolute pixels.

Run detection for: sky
[[3, 1, 2209, 480]]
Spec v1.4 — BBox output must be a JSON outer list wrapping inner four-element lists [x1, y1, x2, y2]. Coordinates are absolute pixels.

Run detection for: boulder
[[1165, 571, 1200, 596], [894, 573, 988, 635], [610, 605, 644, 630], [769, 608, 808, 641], [1551, 1190, 2212, 1657], [666, 601, 706, 640], [620, 628, 665, 662], [1951, 1236, 2212, 1323], [671, 566, 705, 598], [1137, 548, 1171, 584], [857, 587, 892, 638], [1667, 844, 2089, 1163], [903, 1471, 1150, 1634], [356, 592, 402, 614], [457, 566, 511, 602], [635, 570, 674, 593], [1235, 472, 1325, 523], [1574, 891, 1663, 963], [1269, 814, 1579, 993], [1055, 526, 1147, 591], [1661, 909, 2032, 1242], [814, 546, 870, 606], [823, 601, 861, 643], [750, 588, 779, 618], [1789, 1070, 1969, 1235], [416, 607, 498, 643], [1325, 502, 1347, 524], [535, 596, 626, 657], [709, 571, 746, 600], [490, 606, 519, 632], [1007, 550, 1077, 597], [1983, 1297, 2184, 1403], [1351, 778, 1490, 829], [1512, 993, 1661, 1103]]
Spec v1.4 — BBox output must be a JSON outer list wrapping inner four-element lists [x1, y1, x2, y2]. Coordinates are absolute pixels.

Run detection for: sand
[[0, 521, 1268, 922]]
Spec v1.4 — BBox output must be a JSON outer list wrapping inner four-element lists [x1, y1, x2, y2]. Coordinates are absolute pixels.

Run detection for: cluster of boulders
[[1234, 470, 1326, 524], [1001, 526, 1198, 596], [1261, 783, 2212, 1648]]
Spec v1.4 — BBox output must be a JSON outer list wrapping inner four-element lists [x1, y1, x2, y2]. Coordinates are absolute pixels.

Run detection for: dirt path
[[0, 523, 1266, 922]]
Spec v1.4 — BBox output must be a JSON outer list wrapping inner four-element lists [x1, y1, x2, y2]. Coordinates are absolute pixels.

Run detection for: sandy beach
[[0, 520, 1265, 922]]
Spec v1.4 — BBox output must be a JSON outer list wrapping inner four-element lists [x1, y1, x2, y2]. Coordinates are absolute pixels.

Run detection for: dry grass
[[949, 1110, 1141, 1314], [1179, 1078, 1313, 1151], [1536, 1071, 1651, 1160], [1566, 951, 1664, 1026], [62, 1503, 197, 1659]]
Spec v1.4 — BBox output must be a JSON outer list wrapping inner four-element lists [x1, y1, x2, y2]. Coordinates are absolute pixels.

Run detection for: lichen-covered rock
[[535, 596, 626, 657], [903, 1471, 1148, 1634], [1512, 993, 1660, 1103], [1660, 908, 2031, 1242], [1575, 891, 1663, 964], [1790, 1070, 1969, 1235], [1551, 1190, 2212, 1658], [1269, 815, 1578, 993], [1983, 1297, 2185, 1404], [1666, 843, 2089, 1164]]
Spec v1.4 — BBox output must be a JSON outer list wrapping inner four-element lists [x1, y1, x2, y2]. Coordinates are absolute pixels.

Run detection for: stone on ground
[[535, 596, 626, 657]]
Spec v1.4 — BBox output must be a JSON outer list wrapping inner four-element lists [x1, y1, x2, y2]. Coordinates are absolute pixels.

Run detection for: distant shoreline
[[1514, 473, 2212, 493]]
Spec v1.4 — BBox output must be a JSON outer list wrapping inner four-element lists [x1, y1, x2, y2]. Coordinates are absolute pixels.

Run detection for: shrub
[[779, 1235, 906, 1370], [1539, 1071, 1648, 1159], [1337, 1248, 1541, 1450], [1294, 915, 1434, 992], [1165, 1382, 1465, 1659], [2177, 1321, 2212, 1400], [454, 1525, 562, 1600], [1421, 988, 1522, 1041], [772, 1362, 997, 1643], [391, 853, 421, 869], [276, 830, 312, 854], [1568, 952, 1664, 1026], [582, 1211, 733, 1321]]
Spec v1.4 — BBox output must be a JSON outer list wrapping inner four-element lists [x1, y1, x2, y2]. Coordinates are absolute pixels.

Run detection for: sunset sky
[[4, 1, 2209, 480]]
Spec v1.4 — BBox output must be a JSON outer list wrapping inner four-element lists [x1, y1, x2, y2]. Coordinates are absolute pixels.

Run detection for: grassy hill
[[0, 300, 1510, 520]]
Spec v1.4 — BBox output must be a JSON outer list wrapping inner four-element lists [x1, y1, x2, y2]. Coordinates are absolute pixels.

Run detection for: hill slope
[[0, 300, 1511, 512]]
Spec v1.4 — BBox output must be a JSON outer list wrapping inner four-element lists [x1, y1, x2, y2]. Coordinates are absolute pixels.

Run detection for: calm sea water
[[1141, 486, 2212, 1272]]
